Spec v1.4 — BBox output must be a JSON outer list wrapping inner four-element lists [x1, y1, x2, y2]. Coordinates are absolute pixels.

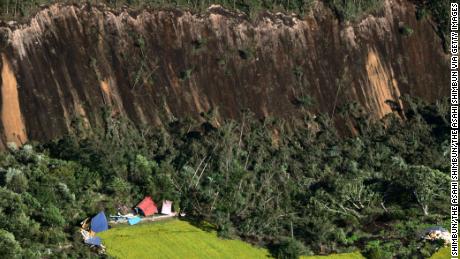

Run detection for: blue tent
[[84, 236, 102, 246], [91, 212, 108, 233]]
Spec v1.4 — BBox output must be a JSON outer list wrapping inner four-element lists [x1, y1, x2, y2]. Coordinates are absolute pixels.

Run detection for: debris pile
[[421, 226, 452, 246], [80, 211, 108, 253]]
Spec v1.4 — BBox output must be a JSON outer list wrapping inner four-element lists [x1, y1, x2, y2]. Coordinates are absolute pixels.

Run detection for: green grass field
[[99, 219, 271, 259], [102, 219, 449, 259], [430, 247, 450, 259], [302, 252, 363, 259]]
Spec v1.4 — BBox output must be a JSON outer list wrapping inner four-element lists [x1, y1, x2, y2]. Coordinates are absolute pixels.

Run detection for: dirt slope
[[0, 0, 449, 146]]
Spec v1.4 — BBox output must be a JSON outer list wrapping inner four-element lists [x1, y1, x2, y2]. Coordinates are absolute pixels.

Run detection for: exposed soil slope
[[0, 0, 449, 146]]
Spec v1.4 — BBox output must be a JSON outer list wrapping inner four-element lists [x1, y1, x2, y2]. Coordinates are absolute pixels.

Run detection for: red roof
[[136, 196, 158, 216]]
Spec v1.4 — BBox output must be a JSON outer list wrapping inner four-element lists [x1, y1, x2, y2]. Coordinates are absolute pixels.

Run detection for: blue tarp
[[85, 236, 102, 246], [128, 216, 141, 225], [91, 212, 108, 233]]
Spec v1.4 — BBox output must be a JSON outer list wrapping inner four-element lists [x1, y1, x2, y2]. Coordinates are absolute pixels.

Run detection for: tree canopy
[[0, 96, 450, 258]]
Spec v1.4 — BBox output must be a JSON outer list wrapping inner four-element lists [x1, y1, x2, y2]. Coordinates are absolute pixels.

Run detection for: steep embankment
[[0, 0, 449, 147]]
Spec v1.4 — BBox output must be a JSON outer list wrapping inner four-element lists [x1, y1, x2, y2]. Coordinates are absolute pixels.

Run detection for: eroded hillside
[[0, 0, 449, 147]]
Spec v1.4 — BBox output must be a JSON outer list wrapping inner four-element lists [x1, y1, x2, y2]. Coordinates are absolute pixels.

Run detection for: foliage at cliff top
[[0, 0, 449, 24], [0, 0, 450, 52], [429, 246, 450, 259]]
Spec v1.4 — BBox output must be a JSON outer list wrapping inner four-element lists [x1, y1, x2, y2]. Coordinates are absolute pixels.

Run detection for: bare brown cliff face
[[0, 0, 449, 146]]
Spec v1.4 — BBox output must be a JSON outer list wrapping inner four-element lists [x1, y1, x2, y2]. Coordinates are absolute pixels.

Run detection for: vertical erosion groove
[[1, 54, 27, 146], [0, 2, 448, 145], [365, 49, 403, 118]]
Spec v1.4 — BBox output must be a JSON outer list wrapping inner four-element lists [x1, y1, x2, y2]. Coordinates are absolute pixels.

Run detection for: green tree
[[390, 157, 449, 215], [0, 229, 22, 258]]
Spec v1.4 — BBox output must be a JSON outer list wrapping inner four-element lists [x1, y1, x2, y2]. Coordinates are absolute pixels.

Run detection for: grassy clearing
[[302, 252, 364, 259], [97, 219, 448, 259], [98, 219, 271, 259], [430, 246, 450, 259], [99, 219, 366, 259]]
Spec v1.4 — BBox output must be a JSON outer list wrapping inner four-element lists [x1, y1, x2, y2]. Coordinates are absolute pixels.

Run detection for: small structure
[[109, 197, 177, 225], [421, 226, 451, 246], [161, 200, 173, 215], [91, 212, 109, 233], [136, 196, 158, 216], [128, 216, 142, 225]]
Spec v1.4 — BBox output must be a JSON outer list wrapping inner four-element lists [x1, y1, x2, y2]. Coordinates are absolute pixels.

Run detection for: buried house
[[80, 211, 109, 249]]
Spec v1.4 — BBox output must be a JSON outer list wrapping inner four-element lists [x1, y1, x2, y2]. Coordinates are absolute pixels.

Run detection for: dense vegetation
[[0, 0, 451, 52], [0, 0, 449, 24], [413, 0, 451, 51], [0, 96, 450, 258]]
